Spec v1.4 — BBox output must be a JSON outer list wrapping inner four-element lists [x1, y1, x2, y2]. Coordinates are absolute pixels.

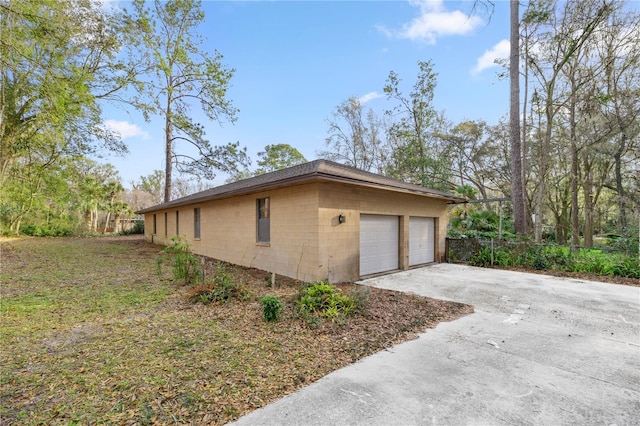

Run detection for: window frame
[[256, 197, 270, 244], [176, 210, 179, 235], [194, 208, 201, 239], [164, 212, 168, 236]]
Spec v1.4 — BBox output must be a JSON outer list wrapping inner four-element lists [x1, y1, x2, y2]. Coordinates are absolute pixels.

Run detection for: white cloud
[[472, 39, 510, 75], [103, 119, 149, 140], [379, 0, 483, 44], [359, 92, 383, 104]]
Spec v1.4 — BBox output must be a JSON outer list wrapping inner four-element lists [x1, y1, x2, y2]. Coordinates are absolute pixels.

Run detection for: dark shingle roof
[[136, 159, 465, 213]]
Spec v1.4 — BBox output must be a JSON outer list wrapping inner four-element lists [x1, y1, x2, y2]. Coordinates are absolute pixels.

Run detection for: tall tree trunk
[[103, 192, 115, 233], [510, 0, 527, 236], [535, 115, 553, 243], [582, 160, 594, 248], [92, 210, 98, 232], [103, 211, 111, 234], [548, 172, 571, 245], [10, 213, 23, 234], [570, 145, 580, 248], [569, 74, 580, 249], [614, 137, 627, 229], [164, 97, 173, 203], [84, 210, 92, 232], [114, 214, 121, 233], [521, 18, 533, 231]]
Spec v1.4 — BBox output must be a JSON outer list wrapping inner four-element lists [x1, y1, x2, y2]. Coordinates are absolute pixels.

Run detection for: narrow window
[[164, 212, 168, 236], [256, 197, 270, 243], [153, 214, 157, 234], [194, 208, 201, 239], [176, 211, 179, 235]]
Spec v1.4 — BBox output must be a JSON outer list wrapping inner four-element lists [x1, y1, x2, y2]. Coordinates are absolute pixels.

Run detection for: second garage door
[[409, 217, 435, 266], [360, 215, 399, 276]]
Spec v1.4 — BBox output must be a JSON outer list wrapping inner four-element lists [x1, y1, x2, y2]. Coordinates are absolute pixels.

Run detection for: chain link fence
[[445, 238, 479, 263], [446, 237, 638, 265]]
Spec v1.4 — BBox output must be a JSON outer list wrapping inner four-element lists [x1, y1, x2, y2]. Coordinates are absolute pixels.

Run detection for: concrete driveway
[[232, 264, 640, 426]]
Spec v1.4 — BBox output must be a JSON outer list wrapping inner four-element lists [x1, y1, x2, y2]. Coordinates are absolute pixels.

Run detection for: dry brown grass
[[1, 236, 472, 425]]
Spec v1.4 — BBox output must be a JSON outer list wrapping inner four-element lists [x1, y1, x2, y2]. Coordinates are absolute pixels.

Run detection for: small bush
[[469, 246, 513, 267], [121, 220, 144, 235], [602, 256, 639, 279], [20, 223, 74, 237], [531, 253, 548, 270], [608, 225, 639, 256], [544, 246, 573, 271], [469, 247, 493, 267], [294, 282, 366, 325], [572, 251, 607, 275], [493, 248, 513, 267], [158, 236, 203, 285], [260, 296, 283, 322], [188, 263, 244, 304]]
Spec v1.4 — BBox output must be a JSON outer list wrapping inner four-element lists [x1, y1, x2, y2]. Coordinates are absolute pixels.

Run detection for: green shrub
[[158, 236, 203, 285], [468, 246, 512, 267], [20, 223, 74, 237], [188, 283, 217, 304], [188, 263, 244, 304], [294, 282, 367, 325], [121, 220, 144, 235], [466, 240, 638, 279], [543, 246, 573, 271], [493, 248, 513, 267], [260, 296, 283, 322], [602, 256, 639, 279], [469, 247, 493, 267], [531, 253, 548, 270], [608, 225, 639, 256], [572, 251, 607, 275]]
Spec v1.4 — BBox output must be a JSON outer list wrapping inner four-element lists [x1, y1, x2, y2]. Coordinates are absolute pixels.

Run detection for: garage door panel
[[409, 217, 435, 266], [360, 215, 399, 276]]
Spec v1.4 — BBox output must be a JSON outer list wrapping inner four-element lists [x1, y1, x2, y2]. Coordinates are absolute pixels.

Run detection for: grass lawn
[[1, 236, 472, 425]]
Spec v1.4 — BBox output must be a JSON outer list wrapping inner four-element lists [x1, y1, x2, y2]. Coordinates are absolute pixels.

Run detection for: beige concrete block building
[[137, 160, 464, 283]]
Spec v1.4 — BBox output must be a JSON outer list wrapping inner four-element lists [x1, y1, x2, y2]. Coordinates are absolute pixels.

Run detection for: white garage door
[[409, 217, 435, 266], [360, 215, 399, 276]]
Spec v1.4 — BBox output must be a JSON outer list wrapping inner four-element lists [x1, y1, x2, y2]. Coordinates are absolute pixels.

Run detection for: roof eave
[[135, 174, 319, 214], [136, 172, 465, 214]]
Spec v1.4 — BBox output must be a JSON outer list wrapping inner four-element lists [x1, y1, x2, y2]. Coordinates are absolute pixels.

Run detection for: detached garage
[[138, 160, 464, 283]]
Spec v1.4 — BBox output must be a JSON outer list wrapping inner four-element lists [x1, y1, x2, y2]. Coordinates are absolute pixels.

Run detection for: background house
[[137, 160, 465, 283]]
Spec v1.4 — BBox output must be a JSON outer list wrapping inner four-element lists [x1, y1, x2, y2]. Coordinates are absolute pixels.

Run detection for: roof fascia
[[136, 171, 465, 214]]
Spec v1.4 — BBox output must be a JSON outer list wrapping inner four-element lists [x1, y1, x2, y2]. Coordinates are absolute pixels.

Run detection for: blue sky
[[103, 0, 513, 187]]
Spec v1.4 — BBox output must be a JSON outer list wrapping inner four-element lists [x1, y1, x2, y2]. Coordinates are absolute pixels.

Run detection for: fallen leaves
[[1, 236, 472, 425]]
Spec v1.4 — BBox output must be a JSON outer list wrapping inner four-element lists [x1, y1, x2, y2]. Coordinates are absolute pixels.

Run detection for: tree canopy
[[125, 0, 249, 202], [321, 0, 639, 248], [1, 0, 638, 252], [0, 0, 137, 234]]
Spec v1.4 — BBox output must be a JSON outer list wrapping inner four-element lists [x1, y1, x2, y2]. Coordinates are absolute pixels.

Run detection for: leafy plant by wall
[[293, 282, 368, 326], [157, 236, 203, 285], [260, 296, 283, 322], [187, 263, 247, 304]]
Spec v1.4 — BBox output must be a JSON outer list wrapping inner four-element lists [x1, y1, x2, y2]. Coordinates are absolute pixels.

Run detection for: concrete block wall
[[145, 183, 323, 282], [144, 180, 452, 284]]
